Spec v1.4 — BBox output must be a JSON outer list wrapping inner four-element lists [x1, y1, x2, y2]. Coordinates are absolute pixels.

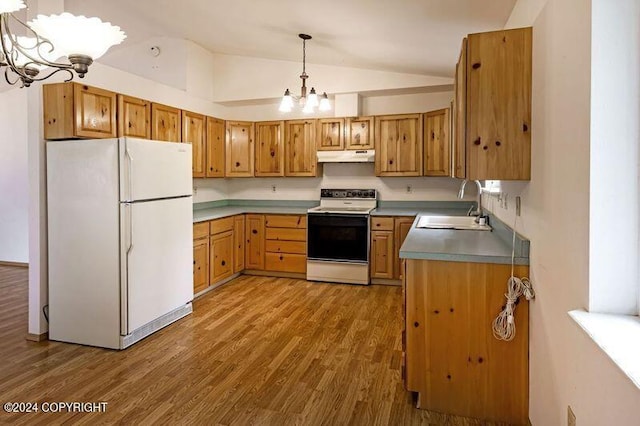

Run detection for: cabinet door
[[73, 84, 117, 139], [285, 119, 318, 177], [370, 230, 394, 279], [206, 117, 225, 177], [245, 214, 265, 270], [151, 103, 182, 142], [394, 217, 415, 280], [374, 114, 423, 176], [467, 28, 532, 180], [255, 121, 285, 177], [226, 121, 255, 177], [317, 118, 344, 151], [234, 215, 245, 273], [117, 94, 151, 139], [210, 230, 233, 283], [423, 109, 451, 177], [346, 116, 374, 150], [454, 38, 467, 179], [182, 111, 206, 178], [193, 237, 209, 294]]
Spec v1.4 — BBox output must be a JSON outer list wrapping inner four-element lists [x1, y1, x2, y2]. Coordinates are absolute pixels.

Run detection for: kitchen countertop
[[193, 200, 317, 223], [399, 214, 530, 265], [370, 201, 473, 217]]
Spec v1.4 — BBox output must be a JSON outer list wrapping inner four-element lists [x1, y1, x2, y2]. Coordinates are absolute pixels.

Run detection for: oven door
[[307, 213, 369, 263]]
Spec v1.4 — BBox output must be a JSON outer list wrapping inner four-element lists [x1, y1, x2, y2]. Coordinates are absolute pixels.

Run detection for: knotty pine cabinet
[[43, 82, 117, 140], [264, 215, 307, 274], [209, 216, 235, 284], [151, 103, 182, 142], [193, 222, 210, 295], [374, 114, 423, 176], [346, 116, 374, 150], [206, 117, 225, 177], [370, 216, 415, 281], [225, 121, 255, 177], [403, 259, 529, 424], [117, 94, 151, 139], [234, 215, 245, 273], [285, 119, 320, 177], [454, 27, 532, 180], [182, 110, 206, 178], [254, 121, 285, 177], [317, 118, 345, 151], [245, 214, 266, 270], [423, 108, 451, 177]]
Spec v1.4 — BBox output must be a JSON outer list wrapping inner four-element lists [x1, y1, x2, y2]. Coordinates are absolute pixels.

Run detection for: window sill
[[569, 309, 640, 389]]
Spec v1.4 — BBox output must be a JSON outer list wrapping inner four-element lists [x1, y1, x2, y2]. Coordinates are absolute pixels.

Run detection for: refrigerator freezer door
[[120, 137, 192, 202], [121, 196, 193, 335]]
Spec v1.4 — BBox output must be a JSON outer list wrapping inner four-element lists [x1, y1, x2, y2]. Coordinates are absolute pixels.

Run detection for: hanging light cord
[[492, 213, 535, 341]]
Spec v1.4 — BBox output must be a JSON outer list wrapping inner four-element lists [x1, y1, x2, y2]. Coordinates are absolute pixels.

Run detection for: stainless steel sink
[[415, 215, 492, 231]]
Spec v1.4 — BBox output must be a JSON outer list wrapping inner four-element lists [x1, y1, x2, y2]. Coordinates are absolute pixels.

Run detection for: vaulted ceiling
[[65, 0, 517, 77]]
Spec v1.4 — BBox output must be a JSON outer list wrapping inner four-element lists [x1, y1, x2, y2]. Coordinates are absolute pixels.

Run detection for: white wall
[[485, 0, 640, 424], [0, 89, 29, 263]]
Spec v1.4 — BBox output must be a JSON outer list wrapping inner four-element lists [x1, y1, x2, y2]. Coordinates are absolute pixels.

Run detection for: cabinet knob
[[389, 160, 394, 165], [221, 260, 226, 266], [472, 62, 481, 69], [235, 162, 240, 167], [252, 229, 258, 235], [279, 255, 283, 261], [413, 322, 419, 327], [495, 141, 502, 146]]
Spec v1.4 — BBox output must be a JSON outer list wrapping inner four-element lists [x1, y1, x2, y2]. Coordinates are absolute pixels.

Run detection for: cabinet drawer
[[265, 252, 307, 274], [193, 222, 209, 240], [265, 227, 307, 242], [210, 216, 234, 235], [371, 216, 394, 231], [265, 214, 307, 229], [265, 240, 306, 255]]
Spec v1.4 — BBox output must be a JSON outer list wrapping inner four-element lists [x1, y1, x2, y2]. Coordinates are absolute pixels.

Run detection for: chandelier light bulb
[[302, 102, 315, 114], [278, 89, 293, 112], [307, 87, 319, 108], [319, 92, 331, 112]]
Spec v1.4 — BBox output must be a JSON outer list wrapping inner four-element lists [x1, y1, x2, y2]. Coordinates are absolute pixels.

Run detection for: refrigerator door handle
[[125, 145, 134, 201], [121, 203, 132, 335]]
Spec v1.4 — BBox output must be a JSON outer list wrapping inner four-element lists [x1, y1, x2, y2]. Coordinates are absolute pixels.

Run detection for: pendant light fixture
[[279, 33, 330, 114], [0, 0, 125, 87]]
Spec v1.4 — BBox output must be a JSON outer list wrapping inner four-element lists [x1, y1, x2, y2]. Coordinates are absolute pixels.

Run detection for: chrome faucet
[[458, 180, 484, 221]]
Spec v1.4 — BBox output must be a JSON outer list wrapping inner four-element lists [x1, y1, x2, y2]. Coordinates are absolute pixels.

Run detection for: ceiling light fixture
[[279, 33, 330, 114], [0, 0, 125, 87]]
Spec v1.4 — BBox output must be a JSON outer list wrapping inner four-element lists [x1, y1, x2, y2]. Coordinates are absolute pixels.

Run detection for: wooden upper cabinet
[[182, 111, 206, 178], [465, 27, 532, 180], [225, 121, 255, 177], [454, 38, 467, 179], [117, 94, 151, 139], [206, 117, 225, 178], [316, 118, 344, 151], [43, 82, 117, 140], [423, 108, 451, 177], [255, 121, 285, 177], [151, 103, 182, 142], [285, 119, 319, 177], [346, 116, 374, 150], [374, 114, 423, 177]]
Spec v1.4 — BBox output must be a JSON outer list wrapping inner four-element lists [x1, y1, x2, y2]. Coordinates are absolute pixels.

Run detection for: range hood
[[317, 150, 375, 163]]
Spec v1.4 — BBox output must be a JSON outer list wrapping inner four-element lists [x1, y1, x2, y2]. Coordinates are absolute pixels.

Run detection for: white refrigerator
[[47, 137, 194, 349]]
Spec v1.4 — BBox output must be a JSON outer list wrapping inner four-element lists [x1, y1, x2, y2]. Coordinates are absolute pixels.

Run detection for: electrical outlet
[[271, 185, 277, 193], [406, 185, 412, 193], [568, 406, 576, 426], [516, 196, 521, 216], [500, 193, 508, 209], [193, 186, 198, 195]]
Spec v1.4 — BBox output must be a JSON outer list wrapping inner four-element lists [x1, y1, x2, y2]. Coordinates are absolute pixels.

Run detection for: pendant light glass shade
[[307, 87, 319, 108], [319, 92, 331, 111], [278, 88, 293, 112], [0, 0, 26, 13], [28, 13, 126, 60]]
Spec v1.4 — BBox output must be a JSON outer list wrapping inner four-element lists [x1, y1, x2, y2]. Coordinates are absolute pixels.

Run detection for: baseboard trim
[[26, 332, 48, 342], [0, 261, 28, 268], [371, 278, 402, 286], [193, 273, 242, 299], [243, 270, 306, 280]]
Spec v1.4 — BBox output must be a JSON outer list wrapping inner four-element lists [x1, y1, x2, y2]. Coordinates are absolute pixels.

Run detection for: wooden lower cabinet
[[245, 214, 266, 270], [264, 214, 307, 274], [193, 237, 209, 294], [403, 259, 529, 425], [370, 216, 415, 281], [210, 230, 233, 283], [234, 215, 245, 273]]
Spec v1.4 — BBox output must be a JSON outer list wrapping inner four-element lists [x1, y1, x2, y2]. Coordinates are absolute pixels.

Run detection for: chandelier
[[0, 0, 125, 87], [279, 33, 330, 114]]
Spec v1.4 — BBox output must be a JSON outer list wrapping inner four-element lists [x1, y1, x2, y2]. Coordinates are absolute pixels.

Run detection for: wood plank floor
[[0, 265, 507, 425]]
